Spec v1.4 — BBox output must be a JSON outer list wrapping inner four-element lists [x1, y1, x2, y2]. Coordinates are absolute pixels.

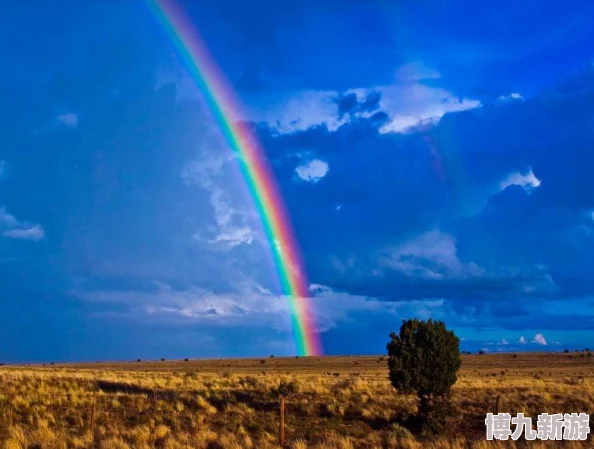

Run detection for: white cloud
[[0, 206, 45, 242], [377, 84, 480, 134], [242, 63, 480, 135], [80, 280, 292, 329], [497, 93, 525, 103], [57, 113, 79, 127], [379, 230, 484, 280], [395, 62, 442, 83], [32, 112, 80, 135], [295, 159, 329, 183], [77, 280, 337, 333], [182, 152, 257, 250], [248, 89, 348, 133], [500, 167, 541, 193], [0, 207, 18, 228], [518, 336, 527, 344], [500, 339, 509, 345], [532, 333, 548, 346], [78, 278, 416, 338], [2, 225, 45, 241]]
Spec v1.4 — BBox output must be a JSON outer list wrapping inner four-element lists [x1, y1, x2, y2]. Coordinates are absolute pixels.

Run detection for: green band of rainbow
[[147, 0, 322, 356]]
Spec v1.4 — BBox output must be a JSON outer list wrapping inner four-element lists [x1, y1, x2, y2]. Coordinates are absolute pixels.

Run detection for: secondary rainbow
[[147, 0, 322, 356]]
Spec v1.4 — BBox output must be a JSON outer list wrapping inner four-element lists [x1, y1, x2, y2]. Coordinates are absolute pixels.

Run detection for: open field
[[0, 353, 593, 448]]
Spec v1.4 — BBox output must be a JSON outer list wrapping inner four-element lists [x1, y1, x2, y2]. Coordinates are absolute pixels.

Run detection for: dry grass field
[[0, 353, 592, 448]]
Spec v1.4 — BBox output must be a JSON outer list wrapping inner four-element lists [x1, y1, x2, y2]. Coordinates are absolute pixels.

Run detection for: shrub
[[564, 349, 570, 353], [272, 379, 298, 398], [387, 319, 461, 434], [391, 423, 413, 440], [478, 350, 485, 355], [160, 358, 165, 362], [184, 358, 189, 362]]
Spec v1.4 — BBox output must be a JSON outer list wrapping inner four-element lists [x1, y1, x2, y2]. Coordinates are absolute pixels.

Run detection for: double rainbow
[[147, 0, 322, 356]]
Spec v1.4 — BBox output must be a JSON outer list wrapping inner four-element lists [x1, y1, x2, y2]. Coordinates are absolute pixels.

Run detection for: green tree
[[387, 319, 461, 433]]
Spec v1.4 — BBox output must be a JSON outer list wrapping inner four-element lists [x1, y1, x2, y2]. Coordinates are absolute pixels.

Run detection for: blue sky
[[1, 0, 594, 362]]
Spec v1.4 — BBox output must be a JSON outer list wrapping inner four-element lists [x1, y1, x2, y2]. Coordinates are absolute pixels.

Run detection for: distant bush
[[564, 349, 570, 353], [184, 358, 189, 362], [478, 350, 485, 355], [137, 359, 141, 362], [512, 354, 517, 358], [160, 358, 165, 362], [588, 352, 592, 357], [269, 355, 275, 358], [260, 360, 266, 364]]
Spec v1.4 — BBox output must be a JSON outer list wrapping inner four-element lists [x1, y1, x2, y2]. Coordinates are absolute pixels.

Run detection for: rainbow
[[147, 0, 322, 356]]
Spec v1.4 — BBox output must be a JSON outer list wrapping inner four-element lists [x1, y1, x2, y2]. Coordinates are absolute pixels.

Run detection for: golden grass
[[0, 353, 592, 448]]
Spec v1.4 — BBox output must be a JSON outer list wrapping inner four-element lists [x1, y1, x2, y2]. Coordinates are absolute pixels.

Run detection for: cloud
[[0, 205, 44, 241], [499, 167, 541, 192], [395, 62, 442, 83], [32, 112, 80, 135], [497, 93, 525, 103], [500, 338, 509, 345], [182, 152, 257, 250], [2, 225, 45, 241], [334, 91, 382, 119], [0, 205, 44, 243], [248, 89, 348, 133], [76, 279, 403, 335], [378, 231, 484, 280], [57, 113, 79, 127], [532, 332, 548, 346], [295, 159, 329, 183], [518, 336, 527, 344], [0, 207, 18, 228], [246, 63, 480, 135], [378, 85, 480, 134]]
